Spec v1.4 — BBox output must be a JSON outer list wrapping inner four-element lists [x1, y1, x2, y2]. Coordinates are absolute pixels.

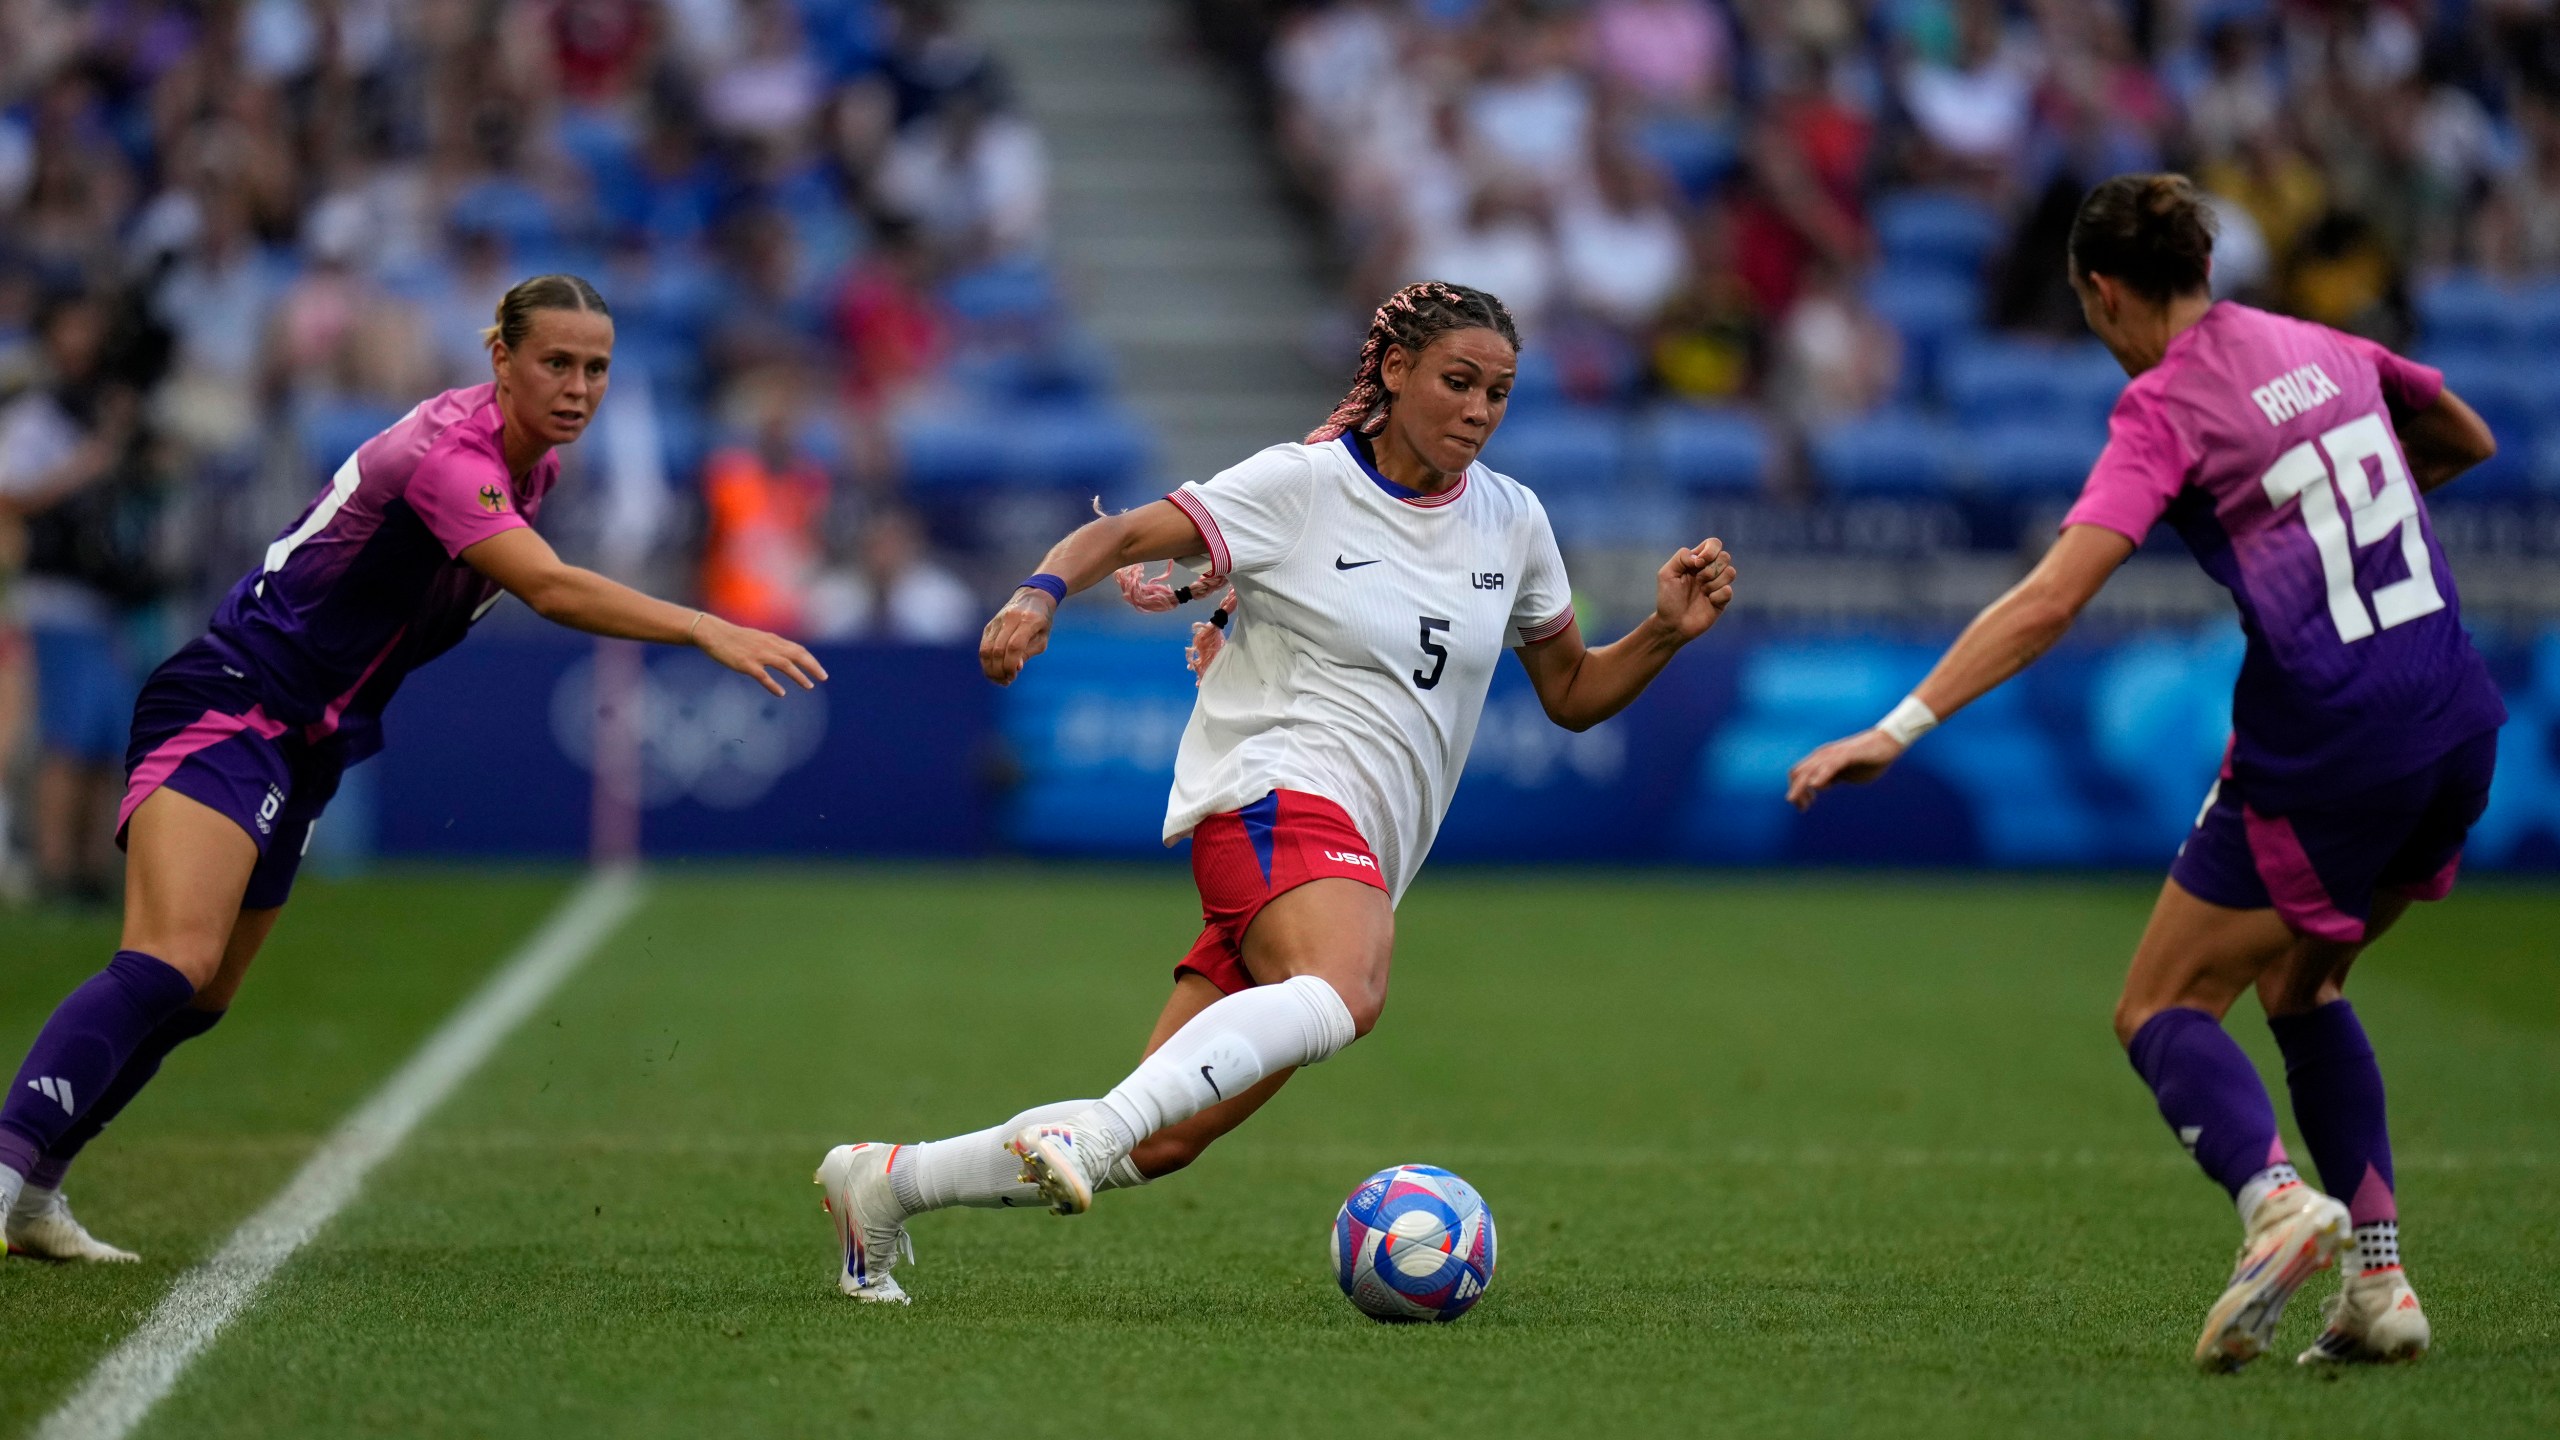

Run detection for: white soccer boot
[[1006, 1118, 1122, 1216], [5, 1191, 142, 1263], [2298, 1266, 2430, 1365], [814, 1143, 915, 1304], [2193, 1180, 2351, 1372]]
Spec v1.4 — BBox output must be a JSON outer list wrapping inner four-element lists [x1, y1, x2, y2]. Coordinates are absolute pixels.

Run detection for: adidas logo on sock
[[28, 1077, 74, 1114]]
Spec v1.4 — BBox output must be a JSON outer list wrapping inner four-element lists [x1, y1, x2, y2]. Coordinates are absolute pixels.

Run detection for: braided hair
[[1305, 281, 1520, 445]]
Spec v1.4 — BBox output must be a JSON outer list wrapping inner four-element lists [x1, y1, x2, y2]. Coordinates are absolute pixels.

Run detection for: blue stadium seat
[[941, 259, 1057, 324], [1481, 411, 1630, 488], [1504, 337, 1640, 412], [947, 334, 1115, 406], [2052, 344, 2128, 425], [895, 415, 1010, 488], [297, 401, 403, 474], [1943, 338, 2122, 428], [1874, 190, 2003, 278], [2533, 433, 2560, 494], [2512, 280, 2560, 356], [653, 399, 711, 483], [1807, 409, 1962, 494], [1630, 115, 1740, 202], [1649, 407, 1772, 492], [1504, 347, 1568, 412], [1968, 422, 2107, 496], [1865, 264, 1980, 400], [2422, 349, 2535, 494], [448, 178, 563, 251], [1003, 406, 1152, 490], [2415, 272, 2522, 353]]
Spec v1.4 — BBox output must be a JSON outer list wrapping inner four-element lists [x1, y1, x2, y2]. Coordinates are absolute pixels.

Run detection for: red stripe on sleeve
[[1166, 488, 1232, 576], [1518, 608, 1575, 645]]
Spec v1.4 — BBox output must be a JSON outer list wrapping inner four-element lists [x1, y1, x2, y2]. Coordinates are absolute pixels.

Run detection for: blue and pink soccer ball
[[1331, 1164, 1497, 1322]]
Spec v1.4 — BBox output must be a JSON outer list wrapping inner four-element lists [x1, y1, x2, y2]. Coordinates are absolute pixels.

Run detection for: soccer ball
[[1330, 1164, 1496, 1323]]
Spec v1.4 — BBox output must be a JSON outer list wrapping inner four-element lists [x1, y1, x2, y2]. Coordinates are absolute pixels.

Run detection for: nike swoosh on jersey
[[1334, 556, 1382, 570]]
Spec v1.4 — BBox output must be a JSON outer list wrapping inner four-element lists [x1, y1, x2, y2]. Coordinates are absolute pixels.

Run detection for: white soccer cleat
[[2298, 1266, 2430, 1365], [1006, 1120, 1118, 1216], [5, 1191, 141, 1264], [2193, 1181, 2351, 1373], [814, 1143, 915, 1304]]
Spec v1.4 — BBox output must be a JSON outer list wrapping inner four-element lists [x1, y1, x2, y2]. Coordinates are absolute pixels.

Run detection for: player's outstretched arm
[[462, 527, 825, 698], [1785, 524, 2131, 810], [1516, 538, 1736, 733], [980, 499, 1207, 686], [2395, 387, 2497, 493]]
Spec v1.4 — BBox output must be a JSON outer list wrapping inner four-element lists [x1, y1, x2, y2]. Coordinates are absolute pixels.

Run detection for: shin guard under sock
[[26, 1006, 227, 1190], [2268, 1000, 2398, 1227], [2128, 1007, 2288, 1201], [0, 953, 196, 1181]]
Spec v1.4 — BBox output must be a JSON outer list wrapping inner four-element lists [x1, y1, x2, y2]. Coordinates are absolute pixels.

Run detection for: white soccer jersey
[[1162, 434, 1575, 902]]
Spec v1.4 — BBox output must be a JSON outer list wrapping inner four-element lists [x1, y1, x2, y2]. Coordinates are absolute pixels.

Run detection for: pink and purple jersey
[[2064, 303, 2505, 808], [202, 384, 556, 757]]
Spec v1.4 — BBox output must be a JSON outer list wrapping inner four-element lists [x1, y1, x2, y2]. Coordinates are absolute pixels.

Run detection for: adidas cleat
[[2193, 1181, 2351, 1373], [2299, 1266, 2430, 1365], [814, 1143, 915, 1304], [1006, 1120, 1117, 1216], [4, 1191, 141, 1264]]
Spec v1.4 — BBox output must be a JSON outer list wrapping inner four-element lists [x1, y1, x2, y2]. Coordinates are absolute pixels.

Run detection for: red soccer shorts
[[1177, 789, 1387, 995]]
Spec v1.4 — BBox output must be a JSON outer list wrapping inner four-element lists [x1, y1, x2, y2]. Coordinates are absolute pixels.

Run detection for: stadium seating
[[1630, 114, 1741, 203], [1864, 264, 1980, 402], [1807, 409, 1963, 494], [1941, 338, 2123, 430], [1649, 407, 1774, 492], [1968, 422, 2110, 496], [1873, 190, 2004, 279], [2422, 349, 2537, 494], [1481, 410, 1631, 490]]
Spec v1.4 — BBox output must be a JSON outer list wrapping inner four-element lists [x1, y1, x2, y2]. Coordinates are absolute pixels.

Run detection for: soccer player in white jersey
[[815, 281, 1738, 1303]]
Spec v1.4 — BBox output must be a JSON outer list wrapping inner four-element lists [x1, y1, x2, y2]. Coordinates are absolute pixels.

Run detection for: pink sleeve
[[2061, 388, 2190, 544], [408, 439, 530, 557], [2335, 332, 2444, 413]]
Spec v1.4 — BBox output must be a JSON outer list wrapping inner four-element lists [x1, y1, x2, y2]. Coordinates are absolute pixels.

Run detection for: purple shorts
[[2171, 730, 2498, 943], [119, 639, 348, 910]]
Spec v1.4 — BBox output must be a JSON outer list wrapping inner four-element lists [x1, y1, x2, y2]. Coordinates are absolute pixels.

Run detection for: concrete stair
[[973, 0, 1340, 489]]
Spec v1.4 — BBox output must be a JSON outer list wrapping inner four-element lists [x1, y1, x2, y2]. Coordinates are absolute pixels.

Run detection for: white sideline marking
[[33, 869, 643, 1440]]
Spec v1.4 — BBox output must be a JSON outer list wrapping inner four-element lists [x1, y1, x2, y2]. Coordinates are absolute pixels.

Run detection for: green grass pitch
[[4, 868, 2558, 1438]]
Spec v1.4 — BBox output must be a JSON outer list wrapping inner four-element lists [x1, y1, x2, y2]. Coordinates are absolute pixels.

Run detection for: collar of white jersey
[[1339, 433, 1469, 508]]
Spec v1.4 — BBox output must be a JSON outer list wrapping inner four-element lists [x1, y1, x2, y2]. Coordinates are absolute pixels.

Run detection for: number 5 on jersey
[[2259, 410, 2444, 644], [1414, 616, 1451, 690]]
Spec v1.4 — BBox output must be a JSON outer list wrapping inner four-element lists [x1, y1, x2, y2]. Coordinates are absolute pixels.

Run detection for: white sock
[[890, 1101, 1089, 1214], [2236, 1163, 2304, 1226], [0, 1165, 22, 1220], [2353, 1220, 2401, 1275], [1086, 974, 1358, 1146], [8, 1182, 55, 1221], [886, 1103, 1161, 1215]]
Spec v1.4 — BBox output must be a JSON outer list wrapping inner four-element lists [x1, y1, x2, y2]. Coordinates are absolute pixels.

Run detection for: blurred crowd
[[1249, 0, 2560, 428], [0, 0, 1078, 903]]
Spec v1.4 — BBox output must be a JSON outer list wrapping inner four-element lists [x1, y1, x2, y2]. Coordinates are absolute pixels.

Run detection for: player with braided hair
[[814, 280, 1739, 1303]]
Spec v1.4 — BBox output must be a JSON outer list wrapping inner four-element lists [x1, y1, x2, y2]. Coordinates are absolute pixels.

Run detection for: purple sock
[[2128, 1007, 2288, 1199], [2268, 1001, 2396, 1226], [24, 1006, 227, 1190], [0, 952, 197, 1182]]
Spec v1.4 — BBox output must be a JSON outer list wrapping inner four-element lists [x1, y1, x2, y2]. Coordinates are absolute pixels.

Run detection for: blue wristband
[[1018, 573, 1067, 605]]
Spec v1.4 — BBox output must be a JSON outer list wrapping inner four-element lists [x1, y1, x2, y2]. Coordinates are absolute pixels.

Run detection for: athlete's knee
[[1316, 970, 1387, 1039], [2258, 940, 2353, 1017], [114, 939, 219, 993], [2110, 995, 2158, 1051]]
